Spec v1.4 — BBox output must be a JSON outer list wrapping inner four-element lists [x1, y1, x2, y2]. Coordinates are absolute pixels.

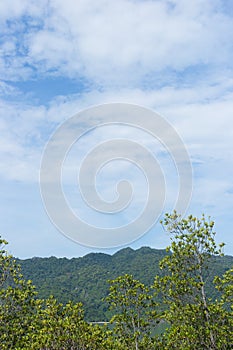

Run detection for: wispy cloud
[[0, 1, 233, 86], [0, 0, 232, 256]]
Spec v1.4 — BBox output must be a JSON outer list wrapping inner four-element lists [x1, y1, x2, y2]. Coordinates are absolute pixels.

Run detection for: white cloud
[[39, 0, 233, 84], [0, 0, 233, 85], [0, 86, 232, 254], [0, 0, 233, 255], [0, 83, 232, 194]]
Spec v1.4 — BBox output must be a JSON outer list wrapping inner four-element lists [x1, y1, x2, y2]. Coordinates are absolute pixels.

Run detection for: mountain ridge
[[17, 246, 233, 321]]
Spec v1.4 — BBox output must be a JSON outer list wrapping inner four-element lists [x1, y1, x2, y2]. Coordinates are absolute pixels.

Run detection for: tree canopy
[[0, 212, 232, 349]]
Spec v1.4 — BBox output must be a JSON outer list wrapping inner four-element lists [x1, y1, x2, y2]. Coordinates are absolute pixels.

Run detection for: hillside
[[17, 247, 233, 321]]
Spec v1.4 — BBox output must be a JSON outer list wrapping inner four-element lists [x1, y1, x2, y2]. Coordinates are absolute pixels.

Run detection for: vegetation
[[0, 212, 232, 349], [154, 212, 233, 349], [17, 246, 232, 321]]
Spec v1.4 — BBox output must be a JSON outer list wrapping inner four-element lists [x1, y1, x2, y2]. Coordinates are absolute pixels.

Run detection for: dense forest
[[18, 246, 233, 321], [0, 212, 232, 349]]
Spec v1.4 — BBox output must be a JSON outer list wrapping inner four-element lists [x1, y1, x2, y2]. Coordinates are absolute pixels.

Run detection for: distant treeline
[[18, 246, 232, 321], [0, 212, 232, 349]]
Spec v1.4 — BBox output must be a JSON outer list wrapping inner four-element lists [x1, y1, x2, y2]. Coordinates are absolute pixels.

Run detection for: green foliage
[[0, 237, 17, 287], [154, 211, 233, 350], [214, 267, 233, 305], [0, 239, 38, 349], [0, 212, 232, 349], [28, 297, 106, 349], [106, 274, 159, 349], [17, 248, 168, 321], [17, 246, 232, 321], [0, 237, 107, 349]]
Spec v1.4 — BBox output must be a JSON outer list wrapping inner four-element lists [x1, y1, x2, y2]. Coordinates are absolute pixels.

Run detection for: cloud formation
[[1, 0, 233, 86], [0, 0, 232, 256]]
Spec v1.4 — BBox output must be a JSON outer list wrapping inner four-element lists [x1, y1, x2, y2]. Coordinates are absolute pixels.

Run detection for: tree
[[0, 236, 38, 349], [213, 267, 233, 349], [0, 236, 108, 349], [154, 212, 233, 350], [0, 237, 16, 288], [29, 297, 106, 349], [106, 274, 160, 350], [1, 218, 232, 350]]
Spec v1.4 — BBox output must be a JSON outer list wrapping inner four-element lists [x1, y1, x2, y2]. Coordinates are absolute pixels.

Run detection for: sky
[[0, 0, 233, 258]]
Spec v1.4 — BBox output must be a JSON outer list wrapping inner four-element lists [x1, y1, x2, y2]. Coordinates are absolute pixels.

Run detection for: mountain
[[17, 247, 233, 321]]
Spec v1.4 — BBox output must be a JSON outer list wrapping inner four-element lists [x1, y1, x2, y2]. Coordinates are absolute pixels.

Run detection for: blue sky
[[0, 0, 233, 258]]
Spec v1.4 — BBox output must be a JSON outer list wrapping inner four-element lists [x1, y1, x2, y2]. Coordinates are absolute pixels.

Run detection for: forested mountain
[[2, 214, 233, 349], [17, 247, 233, 321]]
